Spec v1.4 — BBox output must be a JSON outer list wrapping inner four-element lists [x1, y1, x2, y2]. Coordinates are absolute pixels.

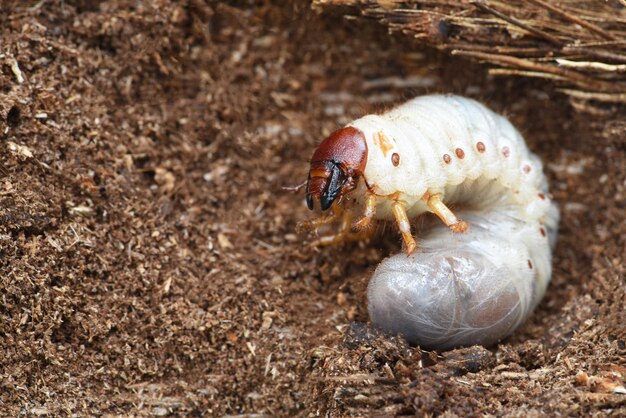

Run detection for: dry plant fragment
[[314, 0, 626, 104], [7, 141, 33, 159], [10, 57, 25, 83], [575, 367, 626, 394], [154, 167, 176, 192]]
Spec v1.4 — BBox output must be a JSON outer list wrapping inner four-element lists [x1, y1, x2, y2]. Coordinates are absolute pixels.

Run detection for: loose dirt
[[1, 1, 624, 416]]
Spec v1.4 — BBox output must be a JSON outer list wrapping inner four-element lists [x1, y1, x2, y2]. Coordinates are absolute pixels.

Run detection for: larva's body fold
[[368, 204, 558, 350], [300, 94, 559, 349]]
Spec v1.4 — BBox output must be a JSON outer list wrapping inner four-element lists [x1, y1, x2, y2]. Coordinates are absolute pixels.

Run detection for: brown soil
[[1, 1, 624, 416]]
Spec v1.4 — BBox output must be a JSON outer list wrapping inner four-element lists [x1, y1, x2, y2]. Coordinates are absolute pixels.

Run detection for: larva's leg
[[296, 205, 344, 232], [313, 210, 356, 247], [425, 194, 469, 233], [353, 192, 377, 230], [311, 209, 371, 247], [310, 209, 352, 246], [391, 201, 417, 254], [313, 229, 373, 246]]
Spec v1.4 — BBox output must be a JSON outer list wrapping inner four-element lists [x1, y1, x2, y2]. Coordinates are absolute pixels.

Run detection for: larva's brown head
[[306, 127, 368, 211]]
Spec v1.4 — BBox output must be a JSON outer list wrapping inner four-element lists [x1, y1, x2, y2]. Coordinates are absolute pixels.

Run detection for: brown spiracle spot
[[391, 152, 400, 167], [538, 193, 545, 200], [540, 227, 546, 237], [476, 142, 486, 153], [502, 146, 510, 158], [523, 164, 532, 174], [528, 260, 533, 269], [455, 148, 465, 159], [443, 154, 451, 164]]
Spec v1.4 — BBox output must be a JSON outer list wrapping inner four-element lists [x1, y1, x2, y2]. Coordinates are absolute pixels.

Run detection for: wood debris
[[314, 0, 626, 105]]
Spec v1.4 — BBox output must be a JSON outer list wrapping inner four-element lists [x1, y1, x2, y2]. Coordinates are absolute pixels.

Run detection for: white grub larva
[[299, 94, 559, 350]]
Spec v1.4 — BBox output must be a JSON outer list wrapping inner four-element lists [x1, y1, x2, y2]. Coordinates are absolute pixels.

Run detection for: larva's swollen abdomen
[[368, 203, 559, 350]]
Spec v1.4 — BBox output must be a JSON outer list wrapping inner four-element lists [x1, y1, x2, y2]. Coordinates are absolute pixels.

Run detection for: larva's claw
[[311, 235, 337, 247], [311, 230, 373, 247], [405, 239, 417, 255], [450, 220, 469, 233], [295, 221, 310, 233], [352, 216, 372, 231]]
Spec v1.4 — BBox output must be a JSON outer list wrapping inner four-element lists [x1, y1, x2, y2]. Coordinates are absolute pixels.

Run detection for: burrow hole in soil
[[7, 105, 21, 128]]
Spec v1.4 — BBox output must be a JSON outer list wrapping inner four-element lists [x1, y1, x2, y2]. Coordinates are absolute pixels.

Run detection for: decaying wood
[[313, 0, 626, 105]]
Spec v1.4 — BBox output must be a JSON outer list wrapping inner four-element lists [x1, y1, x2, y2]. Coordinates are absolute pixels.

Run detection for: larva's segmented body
[[299, 94, 558, 349], [351, 96, 550, 222]]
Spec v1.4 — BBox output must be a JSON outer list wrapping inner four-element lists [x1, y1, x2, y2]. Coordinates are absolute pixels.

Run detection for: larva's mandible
[[300, 94, 559, 350]]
